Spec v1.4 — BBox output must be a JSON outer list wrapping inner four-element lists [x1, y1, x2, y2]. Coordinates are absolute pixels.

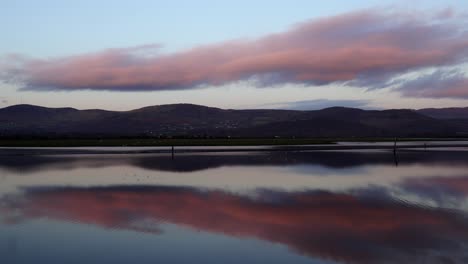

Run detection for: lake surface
[[1, 148, 468, 263]]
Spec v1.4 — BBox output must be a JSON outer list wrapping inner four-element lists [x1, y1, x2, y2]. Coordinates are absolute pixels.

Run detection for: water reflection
[[2, 149, 468, 263], [1, 149, 468, 174], [1, 186, 468, 263], [402, 176, 468, 207]]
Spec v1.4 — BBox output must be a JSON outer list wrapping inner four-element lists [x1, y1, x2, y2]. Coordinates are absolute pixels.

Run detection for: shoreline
[[1, 142, 468, 156], [1, 137, 468, 147]]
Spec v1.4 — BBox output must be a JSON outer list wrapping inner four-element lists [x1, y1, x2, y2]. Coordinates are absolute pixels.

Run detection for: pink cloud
[[1, 9, 468, 92]]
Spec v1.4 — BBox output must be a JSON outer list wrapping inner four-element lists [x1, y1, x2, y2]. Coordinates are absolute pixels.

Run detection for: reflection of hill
[[1, 150, 468, 173], [2, 186, 468, 263]]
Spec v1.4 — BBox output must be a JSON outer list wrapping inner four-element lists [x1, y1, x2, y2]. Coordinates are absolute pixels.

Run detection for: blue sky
[[1, 0, 468, 110], [3, 0, 466, 57]]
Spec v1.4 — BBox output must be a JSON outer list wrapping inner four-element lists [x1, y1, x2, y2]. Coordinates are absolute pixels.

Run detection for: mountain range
[[1, 104, 468, 138]]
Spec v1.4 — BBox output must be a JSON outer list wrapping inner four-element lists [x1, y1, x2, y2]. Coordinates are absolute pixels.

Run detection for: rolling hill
[[0, 104, 467, 138]]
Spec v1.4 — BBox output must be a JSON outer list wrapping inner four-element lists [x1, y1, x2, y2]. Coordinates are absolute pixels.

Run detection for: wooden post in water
[[171, 145, 175, 160], [393, 137, 398, 166]]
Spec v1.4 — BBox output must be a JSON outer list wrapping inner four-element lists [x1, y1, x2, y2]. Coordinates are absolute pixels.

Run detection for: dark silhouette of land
[[1, 104, 468, 140]]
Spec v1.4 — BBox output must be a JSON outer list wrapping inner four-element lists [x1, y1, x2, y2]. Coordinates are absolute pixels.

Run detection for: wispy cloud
[[1, 9, 467, 95], [263, 99, 373, 110], [396, 69, 468, 98]]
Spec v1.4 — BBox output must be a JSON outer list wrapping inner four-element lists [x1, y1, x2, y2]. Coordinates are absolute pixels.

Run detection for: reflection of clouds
[[400, 175, 468, 208], [3, 163, 468, 198], [3, 151, 468, 197], [1, 186, 468, 264]]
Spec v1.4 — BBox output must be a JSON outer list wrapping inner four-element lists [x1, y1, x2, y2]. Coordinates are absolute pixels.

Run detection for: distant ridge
[[417, 107, 468, 120], [1, 104, 467, 138]]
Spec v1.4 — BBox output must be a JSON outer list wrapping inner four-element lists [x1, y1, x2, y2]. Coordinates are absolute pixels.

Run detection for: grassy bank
[[0, 138, 335, 147], [0, 137, 466, 147]]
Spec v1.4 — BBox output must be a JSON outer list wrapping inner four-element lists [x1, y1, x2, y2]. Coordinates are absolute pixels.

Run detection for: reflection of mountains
[[2, 150, 468, 173], [2, 186, 468, 264]]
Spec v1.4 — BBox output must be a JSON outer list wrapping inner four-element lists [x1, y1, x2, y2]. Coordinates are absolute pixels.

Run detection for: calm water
[[1, 148, 468, 264]]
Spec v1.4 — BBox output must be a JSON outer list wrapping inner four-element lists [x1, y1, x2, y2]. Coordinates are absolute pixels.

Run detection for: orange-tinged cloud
[[1, 9, 468, 95], [2, 187, 468, 263]]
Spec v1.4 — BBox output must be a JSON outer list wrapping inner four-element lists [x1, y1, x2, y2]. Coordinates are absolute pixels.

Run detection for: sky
[[1, 0, 468, 110]]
